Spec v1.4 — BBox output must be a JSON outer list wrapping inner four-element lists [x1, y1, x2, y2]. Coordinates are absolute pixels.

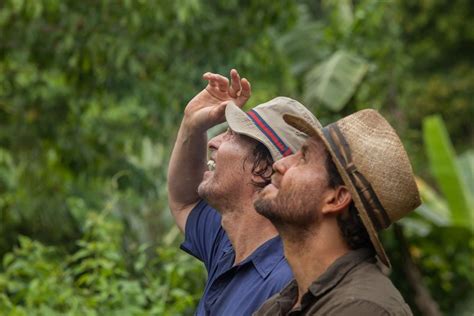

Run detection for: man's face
[[198, 129, 256, 210], [254, 137, 332, 229]]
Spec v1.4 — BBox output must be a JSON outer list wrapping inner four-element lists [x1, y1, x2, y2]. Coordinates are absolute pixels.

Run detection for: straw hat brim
[[283, 113, 391, 269]]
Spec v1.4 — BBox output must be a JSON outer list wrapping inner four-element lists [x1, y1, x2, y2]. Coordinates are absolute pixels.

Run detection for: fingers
[[229, 69, 242, 98], [234, 78, 251, 107], [202, 72, 216, 88], [203, 72, 229, 92], [202, 70, 250, 107], [209, 101, 228, 123], [240, 78, 251, 98]]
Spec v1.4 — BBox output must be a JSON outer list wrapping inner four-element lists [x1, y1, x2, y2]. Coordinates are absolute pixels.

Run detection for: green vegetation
[[0, 0, 472, 315]]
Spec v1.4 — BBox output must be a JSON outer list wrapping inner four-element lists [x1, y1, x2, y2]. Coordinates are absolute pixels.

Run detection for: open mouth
[[207, 160, 216, 171]]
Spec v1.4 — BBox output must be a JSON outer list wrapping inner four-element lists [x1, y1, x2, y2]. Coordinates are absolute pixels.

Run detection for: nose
[[273, 154, 292, 175]]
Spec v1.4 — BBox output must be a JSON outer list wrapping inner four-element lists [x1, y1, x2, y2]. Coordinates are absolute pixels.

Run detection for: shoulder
[[185, 199, 222, 229], [252, 293, 281, 316], [319, 298, 393, 316], [330, 261, 412, 315], [253, 281, 297, 316]]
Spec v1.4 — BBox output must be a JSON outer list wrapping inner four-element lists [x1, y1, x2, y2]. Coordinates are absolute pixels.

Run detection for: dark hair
[[325, 151, 373, 250], [250, 141, 274, 189]]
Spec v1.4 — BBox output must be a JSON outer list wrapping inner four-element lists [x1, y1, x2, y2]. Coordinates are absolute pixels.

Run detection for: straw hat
[[225, 97, 321, 161], [284, 109, 421, 268]]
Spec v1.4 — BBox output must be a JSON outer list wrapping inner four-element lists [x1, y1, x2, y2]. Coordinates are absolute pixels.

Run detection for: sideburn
[[241, 137, 274, 189], [250, 159, 273, 189]]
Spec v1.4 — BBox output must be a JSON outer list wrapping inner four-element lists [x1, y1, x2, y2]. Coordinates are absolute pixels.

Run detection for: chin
[[197, 180, 211, 199], [254, 194, 276, 218], [259, 184, 278, 199], [198, 179, 222, 207]]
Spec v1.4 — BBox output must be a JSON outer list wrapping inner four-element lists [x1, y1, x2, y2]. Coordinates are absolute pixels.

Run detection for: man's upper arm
[[171, 201, 198, 233], [180, 200, 224, 269]]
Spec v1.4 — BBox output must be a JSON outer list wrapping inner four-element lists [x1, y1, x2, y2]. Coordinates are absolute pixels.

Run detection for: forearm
[[167, 117, 208, 214]]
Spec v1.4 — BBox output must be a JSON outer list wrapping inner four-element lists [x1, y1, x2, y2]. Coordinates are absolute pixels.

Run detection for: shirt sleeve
[[179, 199, 225, 271]]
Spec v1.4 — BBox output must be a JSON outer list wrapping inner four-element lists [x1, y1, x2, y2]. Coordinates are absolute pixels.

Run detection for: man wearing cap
[[253, 110, 421, 315], [167, 69, 318, 315]]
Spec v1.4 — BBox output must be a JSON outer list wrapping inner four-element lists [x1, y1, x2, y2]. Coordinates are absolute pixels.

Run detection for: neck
[[279, 218, 350, 307], [220, 199, 279, 265]]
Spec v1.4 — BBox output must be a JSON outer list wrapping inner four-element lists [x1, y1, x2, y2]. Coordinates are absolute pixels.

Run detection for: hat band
[[323, 124, 391, 230], [246, 110, 293, 157]]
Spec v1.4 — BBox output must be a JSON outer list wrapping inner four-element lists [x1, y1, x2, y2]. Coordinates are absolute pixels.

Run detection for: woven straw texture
[[336, 110, 421, 222], [283, 109, 421, 268]]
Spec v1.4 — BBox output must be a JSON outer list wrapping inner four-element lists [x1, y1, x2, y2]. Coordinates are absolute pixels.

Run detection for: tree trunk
[[393, 223, 442, 316]]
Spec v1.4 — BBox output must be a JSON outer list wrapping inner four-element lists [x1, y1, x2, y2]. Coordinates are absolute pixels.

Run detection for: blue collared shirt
[[181, 200, 293, 316]]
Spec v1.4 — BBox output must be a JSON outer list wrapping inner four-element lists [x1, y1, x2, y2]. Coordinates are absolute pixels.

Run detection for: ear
[[321, 186, 352, 215]]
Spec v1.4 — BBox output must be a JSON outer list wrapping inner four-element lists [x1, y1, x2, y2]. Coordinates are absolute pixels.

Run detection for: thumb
[[209, 101, 228, 122]]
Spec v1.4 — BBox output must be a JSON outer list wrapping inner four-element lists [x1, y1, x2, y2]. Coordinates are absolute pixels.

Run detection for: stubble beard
[[197, 175, 234, 214], [254, 187, 320, 233], [198, 178, 218, 207]]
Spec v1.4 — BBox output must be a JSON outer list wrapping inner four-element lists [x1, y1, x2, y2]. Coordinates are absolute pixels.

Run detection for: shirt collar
[[307, 248, 375, 298], [229, 235, 286, 279], [251, 235, 287, 278]]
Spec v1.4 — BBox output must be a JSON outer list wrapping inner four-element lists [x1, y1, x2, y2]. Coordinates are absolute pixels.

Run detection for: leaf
[[322, 0, 354, 35], [457, 149, 474, 197], [423, 115, 473, 229], [414, 177, 450, 226], [303, 50, 368, 111]]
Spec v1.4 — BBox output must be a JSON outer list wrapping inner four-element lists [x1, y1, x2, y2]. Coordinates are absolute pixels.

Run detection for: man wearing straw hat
[[254, 109, 421, 315], [168, 70, 319, 315]]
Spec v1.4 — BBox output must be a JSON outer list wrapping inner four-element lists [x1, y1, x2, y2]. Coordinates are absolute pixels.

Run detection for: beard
[[197, 176, 214, 201], [254, 185, 320, 232], [197, 172, 236, 213]]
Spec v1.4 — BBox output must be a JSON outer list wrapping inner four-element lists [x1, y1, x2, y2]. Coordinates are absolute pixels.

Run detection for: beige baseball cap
[[225, 97, 321, 161]]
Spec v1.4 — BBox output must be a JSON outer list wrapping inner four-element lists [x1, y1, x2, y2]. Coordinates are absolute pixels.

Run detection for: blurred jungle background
[[0, 0, 472, 315]]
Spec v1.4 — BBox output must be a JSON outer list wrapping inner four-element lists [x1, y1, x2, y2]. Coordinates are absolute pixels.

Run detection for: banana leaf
[[303, 50, 368, 112], [423, 115, 473, 229]]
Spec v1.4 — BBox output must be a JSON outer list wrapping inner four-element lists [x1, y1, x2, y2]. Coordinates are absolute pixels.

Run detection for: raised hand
[[184, 69, 251, 132]]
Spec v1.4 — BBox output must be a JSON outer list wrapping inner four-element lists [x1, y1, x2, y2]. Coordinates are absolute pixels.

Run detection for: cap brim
[[283, 113, 391, 269], [225, 102, 282, 161]]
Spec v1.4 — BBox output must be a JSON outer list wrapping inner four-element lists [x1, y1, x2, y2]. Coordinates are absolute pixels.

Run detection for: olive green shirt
[[254, 248, 412, 316]]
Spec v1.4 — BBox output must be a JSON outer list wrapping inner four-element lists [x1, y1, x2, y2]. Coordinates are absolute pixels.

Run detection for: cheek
[[282, 169, 327, 199], [217, 142, 251, 170], [214, 153, 248, 185]]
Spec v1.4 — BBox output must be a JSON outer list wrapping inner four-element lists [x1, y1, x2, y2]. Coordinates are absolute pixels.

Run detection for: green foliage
[[395, 123, 474, 314], [457, 150, 474, 197], [0, 212, 205, 315], [414, 177, 450, 228], [0, 0, 298, 250], [423, 115, 473, 229], [0, 0, 472, 314], [303, 50, 368, 111]]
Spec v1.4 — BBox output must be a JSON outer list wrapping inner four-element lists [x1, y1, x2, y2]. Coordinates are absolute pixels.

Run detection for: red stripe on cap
[[282, 148, 292, 157], [247, 111, 287, 152]]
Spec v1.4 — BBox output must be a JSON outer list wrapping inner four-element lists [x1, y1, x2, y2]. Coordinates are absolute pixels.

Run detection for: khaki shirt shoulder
[[254, 249, 412, 316]]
